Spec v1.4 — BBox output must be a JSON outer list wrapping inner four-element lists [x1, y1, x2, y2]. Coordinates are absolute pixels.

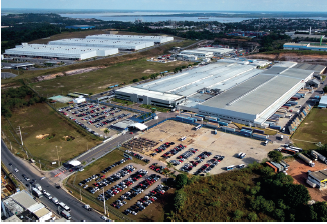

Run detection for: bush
[[234, 209, 244, 220], [268, 150, 283, 162], [248, 212, 258, 221], [175, 174, 188, 189], [174, 189, 187, 211]]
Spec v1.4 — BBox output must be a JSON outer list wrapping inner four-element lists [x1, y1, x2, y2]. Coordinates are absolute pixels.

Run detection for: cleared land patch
[[30, 58, 190, 96], [1, 103, 101, 170]]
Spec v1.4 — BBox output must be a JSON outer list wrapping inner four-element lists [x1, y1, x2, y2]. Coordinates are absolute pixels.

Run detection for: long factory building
[[4, 43, 118, 60], [116, 60, 325, 127], [86, 34, 174, 44], [48, 38, 154, 51]]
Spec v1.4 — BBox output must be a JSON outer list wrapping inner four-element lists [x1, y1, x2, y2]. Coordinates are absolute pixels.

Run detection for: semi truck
[[59, 202, 70, 211], [32, 188, 43, 198], [34, 183, 42, 191], [298, 154, 315, 167], [270, 161, 285, 172], [311, 150, 327, 164], [281, 148, 296, 155]]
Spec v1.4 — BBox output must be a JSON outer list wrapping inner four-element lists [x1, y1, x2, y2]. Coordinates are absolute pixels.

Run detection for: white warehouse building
[[196, 47, 235, 57], [48, 38, 154, 51], [86, 34, 174, 44], [116, 60, 322, 126], [180, 50, 214, 58], [4, 43, 118, 60]]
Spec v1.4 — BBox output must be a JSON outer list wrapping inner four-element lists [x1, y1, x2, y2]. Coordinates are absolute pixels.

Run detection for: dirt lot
[[136, 120, 278, 174], [247, 52, 327, 64], [285, 157, 327, 202]]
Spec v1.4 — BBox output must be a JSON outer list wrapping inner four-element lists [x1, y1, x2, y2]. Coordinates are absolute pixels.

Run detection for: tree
[[175, 174, 188, 189], [283, 184, 311, 207], [248, 212, 258, 221], [174, 189, 187, 210], [141, 76, 148, 80], [132, 78, 139, 83], [268, 150, 283, 163], [233, 209, 244, 220], [104, 129, 109, 134], [323, 86, 327, 93]]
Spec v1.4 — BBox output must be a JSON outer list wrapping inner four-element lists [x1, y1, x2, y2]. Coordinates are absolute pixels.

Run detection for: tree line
[[1, 85, 47, 118]]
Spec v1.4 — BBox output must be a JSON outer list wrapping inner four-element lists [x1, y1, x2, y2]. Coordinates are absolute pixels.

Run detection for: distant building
[[65, 25, 95, 30], [283, 43, 327, 52]]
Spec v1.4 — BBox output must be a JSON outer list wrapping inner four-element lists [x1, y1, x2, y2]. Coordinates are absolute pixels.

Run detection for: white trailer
[[311, 150, 327, 164], [298, 154, 315, 167]]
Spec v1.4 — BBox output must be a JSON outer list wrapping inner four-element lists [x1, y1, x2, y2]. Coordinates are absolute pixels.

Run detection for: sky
[[2, 0, 327, 12]]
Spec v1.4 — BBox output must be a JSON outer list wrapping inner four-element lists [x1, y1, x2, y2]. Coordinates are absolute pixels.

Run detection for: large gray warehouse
[[116, 59, 324, 127]]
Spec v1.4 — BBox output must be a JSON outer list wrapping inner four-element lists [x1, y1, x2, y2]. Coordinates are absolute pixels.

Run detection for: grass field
[[291, 108, 327, 150], [1, 103, 101, 170], [2, 38, 195, 85], [30, 58, 190, 96]]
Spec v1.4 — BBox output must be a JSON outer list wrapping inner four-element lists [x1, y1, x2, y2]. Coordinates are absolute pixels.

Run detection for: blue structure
[[65, 25, 95, 30]]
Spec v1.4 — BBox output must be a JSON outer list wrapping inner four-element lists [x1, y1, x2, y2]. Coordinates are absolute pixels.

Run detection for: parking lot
[[137, 120, 278, 175], [58, 102, 138, 138], [76, 158, 169, 218]]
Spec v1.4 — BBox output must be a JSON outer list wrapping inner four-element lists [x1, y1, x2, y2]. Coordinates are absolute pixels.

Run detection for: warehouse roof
[[200, 73, 306, 116], [116, 86, 184, 102], [33, 207, 52, 218], [293, 63, 326, 73], [87, 34, 173, 41], [309, 169, 327, 182], [111, 119, 135, 130], [49, 38, 154, 48], [137, 62, 258, 97], [3, 198, 24, 215], [195, 47, 234, 54], [28, 203, 45, 213], [3, 215, 22, 222], [11, 191, 37, 210], [319, 96, 327, 107]]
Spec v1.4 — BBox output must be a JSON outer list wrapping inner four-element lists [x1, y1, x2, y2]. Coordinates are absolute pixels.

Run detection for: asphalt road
[[1, 140, 103, 222]]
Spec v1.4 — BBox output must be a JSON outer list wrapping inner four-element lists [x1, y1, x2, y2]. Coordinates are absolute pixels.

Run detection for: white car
[[14, 168, 19, 172], [52, 197, 59, 204], [101, 216, 108, 221]]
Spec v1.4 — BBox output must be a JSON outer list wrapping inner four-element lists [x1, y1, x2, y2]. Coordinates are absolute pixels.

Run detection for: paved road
[[1, 140, 103, 222]]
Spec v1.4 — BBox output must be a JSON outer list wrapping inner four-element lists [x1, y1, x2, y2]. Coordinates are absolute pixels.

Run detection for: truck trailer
[[298, 154, 315, 167], [311, 150, 327, 164]]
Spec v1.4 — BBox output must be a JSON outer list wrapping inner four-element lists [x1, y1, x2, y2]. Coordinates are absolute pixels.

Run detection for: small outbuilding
[[129, 123, 148, 131], [318, 95, 327, 108]]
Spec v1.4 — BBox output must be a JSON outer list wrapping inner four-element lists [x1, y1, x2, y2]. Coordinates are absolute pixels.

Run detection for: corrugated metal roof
[[11, 191, 37, 210], [28, 203, 45, 213]]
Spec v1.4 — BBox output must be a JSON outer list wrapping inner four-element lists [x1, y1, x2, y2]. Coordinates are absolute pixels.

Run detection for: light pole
[[56, 146, 59, 167]]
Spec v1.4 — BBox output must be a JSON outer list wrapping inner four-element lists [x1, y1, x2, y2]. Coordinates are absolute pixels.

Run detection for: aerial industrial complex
[[48, 39, 155, 51], [3, 34, 174, 60], [116, 59, 325, 127], [4, 43, 119, 60]]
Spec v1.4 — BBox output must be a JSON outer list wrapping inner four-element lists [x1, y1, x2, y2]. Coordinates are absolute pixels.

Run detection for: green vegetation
[[1, 103, 101, 170], [323, 85, 327, 92], [175, 174, 188, 189], [111, 98, 134, 106], [1, 85, 47, 118], [139, 104, 170, 112], [268, 150, 283, 163], [167, 162, 326, 222], [291, 108, 327, 150]]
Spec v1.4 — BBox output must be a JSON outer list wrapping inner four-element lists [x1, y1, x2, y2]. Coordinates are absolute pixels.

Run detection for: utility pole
[[103, 188, 106, 215], [56, 146, 59, 167], [17, 126, 24, 146]]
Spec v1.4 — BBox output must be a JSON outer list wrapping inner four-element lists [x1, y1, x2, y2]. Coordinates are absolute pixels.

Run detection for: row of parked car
[[100, 159, 128, 174], [153, 142, 175, 154], [161, 144, 187, 159], [123, 183, 168, 216], [97, 168, 144, 201], [110, 173, 160, 210], [149, 163, 165, 174], [194, 155, 225, 175], [125, 150, 150, 163]]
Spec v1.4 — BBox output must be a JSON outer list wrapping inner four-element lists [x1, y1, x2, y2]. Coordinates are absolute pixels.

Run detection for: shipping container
[[281, 148, 296, 155], [252, 133, 268, 139], [218, 121, 228, 126], [271, 161, 285, 172], [298, 154, 315, 167], [270, 125, 282, 131], [253, 129, 265, 134], [221, 126, 235, 132]]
